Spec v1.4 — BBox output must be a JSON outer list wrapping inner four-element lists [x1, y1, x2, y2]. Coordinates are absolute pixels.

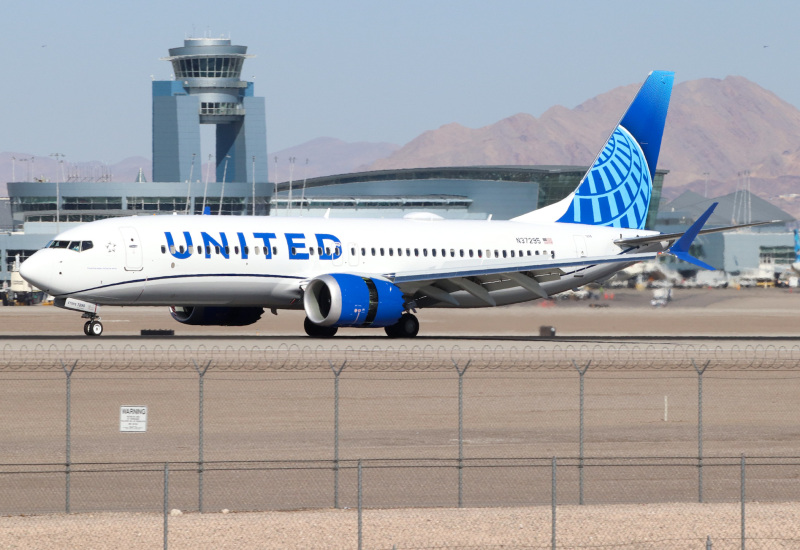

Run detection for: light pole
[[186, 153, 196, 214], [219, 155, 230, 215], [10, 156, 15, 181], [50, 153, 65, 232], [201, 153, 213, 214], [288, 156, 296, 212], [252, 156, 256, 216], [300, 158, 309, 216]]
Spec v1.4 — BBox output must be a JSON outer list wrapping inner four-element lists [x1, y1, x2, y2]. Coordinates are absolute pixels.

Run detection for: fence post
[[358, 458, 363, 550], [572, 360, 590, 505], [452, 359, 470, 508], [692, 359, 710, 503], [329, 360, 346, 509], [741, 454, 746, 550], [60, 359, 77, 514], [551, 456, 557, 550], [192, 359, 211, 513], [164, 462, 169, 550]]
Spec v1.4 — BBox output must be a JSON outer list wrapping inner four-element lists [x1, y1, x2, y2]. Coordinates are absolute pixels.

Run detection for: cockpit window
[[48, 240, 93, 252]]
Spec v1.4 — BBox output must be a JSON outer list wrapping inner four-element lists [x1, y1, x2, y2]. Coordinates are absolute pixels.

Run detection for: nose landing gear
[[82, 313, 103, 336]]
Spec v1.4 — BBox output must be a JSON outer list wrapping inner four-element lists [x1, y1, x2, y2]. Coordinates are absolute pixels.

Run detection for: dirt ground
[[2, 286, 800, 338]]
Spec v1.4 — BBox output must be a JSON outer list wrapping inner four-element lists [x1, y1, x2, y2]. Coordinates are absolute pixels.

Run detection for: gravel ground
[[1, 502, 798, 549]]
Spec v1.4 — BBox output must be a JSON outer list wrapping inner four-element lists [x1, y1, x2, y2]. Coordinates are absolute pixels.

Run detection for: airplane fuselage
[[23, 214, 661, 309]]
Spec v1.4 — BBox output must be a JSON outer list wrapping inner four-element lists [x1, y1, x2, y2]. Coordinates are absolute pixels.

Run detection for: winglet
[[668, 202, 718, 270]]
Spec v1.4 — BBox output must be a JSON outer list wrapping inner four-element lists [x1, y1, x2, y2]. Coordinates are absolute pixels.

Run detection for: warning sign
[[120, 405, 148, 432]]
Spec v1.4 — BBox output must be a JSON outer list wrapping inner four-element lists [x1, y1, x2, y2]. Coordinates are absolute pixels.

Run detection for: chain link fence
[[2, 342, 800, 547]]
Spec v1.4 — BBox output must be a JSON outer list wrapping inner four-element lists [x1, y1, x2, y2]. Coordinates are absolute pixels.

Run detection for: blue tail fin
[[556, 71, 674, 230]]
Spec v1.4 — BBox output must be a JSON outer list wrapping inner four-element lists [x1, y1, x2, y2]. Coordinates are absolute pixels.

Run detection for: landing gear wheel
[[385, 313, 419, 338], [83, 321, 92, 336], [88, 321, 103, 337], [304, 317, 338, 338]]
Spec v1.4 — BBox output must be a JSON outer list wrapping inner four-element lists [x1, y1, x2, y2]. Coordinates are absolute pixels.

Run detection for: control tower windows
[[173, 57, 244, 79]]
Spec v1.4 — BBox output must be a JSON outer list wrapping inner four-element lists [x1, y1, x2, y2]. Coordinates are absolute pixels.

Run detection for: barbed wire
[[2, 342, 800, 371]]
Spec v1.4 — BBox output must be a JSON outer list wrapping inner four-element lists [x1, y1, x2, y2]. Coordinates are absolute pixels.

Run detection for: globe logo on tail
[[557, 125, 652, 230]]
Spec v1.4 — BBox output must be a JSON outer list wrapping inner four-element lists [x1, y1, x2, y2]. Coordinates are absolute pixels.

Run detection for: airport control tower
[[152, 37, 268, 184]]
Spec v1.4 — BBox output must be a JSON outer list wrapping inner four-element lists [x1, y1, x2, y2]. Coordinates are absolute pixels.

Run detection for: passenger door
[[120, 227, 143, 271]]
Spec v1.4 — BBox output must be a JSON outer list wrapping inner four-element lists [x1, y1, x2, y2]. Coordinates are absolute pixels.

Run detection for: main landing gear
[[384, 313, 419, 338], [82, 313, 103, 337], [303, 313, 420, 338], [304, 317, 338, 338]]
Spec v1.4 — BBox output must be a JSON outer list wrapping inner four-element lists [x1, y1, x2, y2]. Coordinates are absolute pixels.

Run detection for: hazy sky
[[3, 0, 797, 164]]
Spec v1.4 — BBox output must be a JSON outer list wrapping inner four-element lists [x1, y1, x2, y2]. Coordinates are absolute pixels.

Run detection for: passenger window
[[215, 246, 220, 255], [460, 249, 464, 257], [494, 250, 499, 258], [450, 249, 455, 257], [551, 251, 555, 259], [179, 246, 185, 254], [318, 247, 323, 256], [235, 246, 240, 254], [389, 248, 394, 256], [272, 246, 277, 256], [361, 247, 366, 256], [423, 249, 428, 257], [309, 247, 314, 256], [536, 250, 540, 255], [406, 248, 411, 256], [398, 248, 403, 257], [255, 246, 260, 255], [414, 248, 419, 257], [431, 249, 436, 257], [169, 245, 176, 254], [244, 246, 249, 255], [527, 250, 531, 256], [371, 248, 376, 256], [478, 250, 482, 258], [502, 250, 507, 258], [161, 245, 166, 254], [351, 247, 356, 256], [291, 247, 296, 255], [197, 246, 202, 254], [510, 250, 515, 257], [469, 250, 474, 257]]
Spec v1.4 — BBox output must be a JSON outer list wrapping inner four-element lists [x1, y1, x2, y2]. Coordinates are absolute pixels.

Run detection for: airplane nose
[[18, 251, 52, 293]]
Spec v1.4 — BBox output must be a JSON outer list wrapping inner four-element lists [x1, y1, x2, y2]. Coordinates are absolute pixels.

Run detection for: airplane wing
[[384, 250, 658, 306]]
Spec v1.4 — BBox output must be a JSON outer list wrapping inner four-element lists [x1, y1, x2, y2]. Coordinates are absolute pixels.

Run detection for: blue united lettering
[[163, 231, 341, 261]]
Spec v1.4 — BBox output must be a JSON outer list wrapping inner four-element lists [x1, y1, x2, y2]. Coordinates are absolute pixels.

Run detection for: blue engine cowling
[[303, 274, 405, 328], [169, 306, 264, 326]]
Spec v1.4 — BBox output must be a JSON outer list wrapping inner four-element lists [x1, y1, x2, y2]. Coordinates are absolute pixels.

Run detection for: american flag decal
[[543, 238, 553, 244]]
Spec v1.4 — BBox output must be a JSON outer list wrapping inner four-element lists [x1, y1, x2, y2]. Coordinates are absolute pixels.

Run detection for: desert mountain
[[370, 76, 800, 219], [267, 137, 400, 180]]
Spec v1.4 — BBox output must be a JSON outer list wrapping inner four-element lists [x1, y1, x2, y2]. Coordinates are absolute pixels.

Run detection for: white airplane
[[19, 71, 754, 338]]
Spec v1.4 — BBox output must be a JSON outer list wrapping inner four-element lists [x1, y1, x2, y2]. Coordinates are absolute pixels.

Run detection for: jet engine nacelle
[[303, 274, 405, 328], [169, 306, 264, 326]]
